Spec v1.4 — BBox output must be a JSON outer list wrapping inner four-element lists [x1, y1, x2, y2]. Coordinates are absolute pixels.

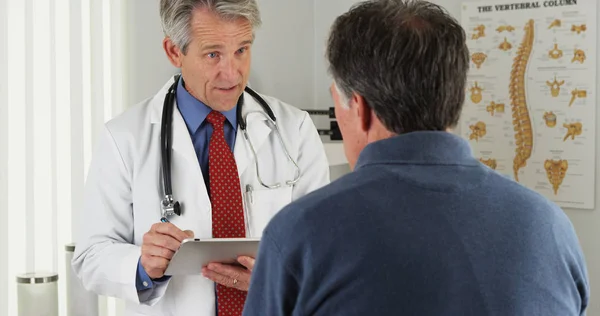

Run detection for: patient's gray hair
[[326, 0, 469, 134], [160, 0, 262, 54]]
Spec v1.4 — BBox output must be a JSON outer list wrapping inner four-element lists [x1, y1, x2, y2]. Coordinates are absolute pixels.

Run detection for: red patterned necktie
[[206, 111, 247, 316]]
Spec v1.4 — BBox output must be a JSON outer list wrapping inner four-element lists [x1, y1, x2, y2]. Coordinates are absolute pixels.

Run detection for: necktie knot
[[206, 110, 226, 128]]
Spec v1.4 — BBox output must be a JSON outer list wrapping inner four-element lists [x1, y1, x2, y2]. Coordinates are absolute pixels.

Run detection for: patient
[[243, 0, 589, 315]]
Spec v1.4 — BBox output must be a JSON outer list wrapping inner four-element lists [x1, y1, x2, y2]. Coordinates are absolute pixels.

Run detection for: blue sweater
[[243, 131, 589, 316]]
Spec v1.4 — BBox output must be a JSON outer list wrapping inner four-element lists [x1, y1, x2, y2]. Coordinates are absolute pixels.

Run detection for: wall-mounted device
[[304, 108, 342, 141]]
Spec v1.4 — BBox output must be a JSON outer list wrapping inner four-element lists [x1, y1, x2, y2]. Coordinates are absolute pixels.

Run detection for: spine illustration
[[509, 20, 534, 182]]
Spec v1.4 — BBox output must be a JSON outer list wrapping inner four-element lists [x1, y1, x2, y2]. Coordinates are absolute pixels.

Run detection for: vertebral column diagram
[[510, 19, 534, 182]]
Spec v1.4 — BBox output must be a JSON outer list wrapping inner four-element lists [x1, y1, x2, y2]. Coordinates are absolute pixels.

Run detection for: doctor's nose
[[217, 56, 241, 82]]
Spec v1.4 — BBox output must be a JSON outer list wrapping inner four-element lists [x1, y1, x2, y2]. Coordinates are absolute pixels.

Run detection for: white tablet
[[164, 238, 261, 276]]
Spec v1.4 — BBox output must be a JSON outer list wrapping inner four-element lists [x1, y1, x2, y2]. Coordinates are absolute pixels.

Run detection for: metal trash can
[[65, 243, 99, 316], [16, 272, 59, 316]]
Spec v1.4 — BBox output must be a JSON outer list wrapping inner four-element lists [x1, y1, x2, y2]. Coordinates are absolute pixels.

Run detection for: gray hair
[[160, 0, 262, 54], [327, 0, 469, 134], [333, 81, 350, 109]]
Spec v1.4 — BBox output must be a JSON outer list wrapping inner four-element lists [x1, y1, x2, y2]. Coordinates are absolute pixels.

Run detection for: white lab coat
[[71, 77, 330, 316]]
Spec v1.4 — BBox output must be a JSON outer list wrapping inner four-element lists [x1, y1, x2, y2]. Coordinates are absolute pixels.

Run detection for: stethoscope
[[160, 75, 301, 222]]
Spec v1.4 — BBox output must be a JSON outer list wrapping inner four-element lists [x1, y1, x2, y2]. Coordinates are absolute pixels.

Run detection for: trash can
[[16, 272, 59, 316], [65, 243, 99, 316]]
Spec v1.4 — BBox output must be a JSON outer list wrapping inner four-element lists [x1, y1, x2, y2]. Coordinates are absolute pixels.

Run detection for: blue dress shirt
[[136, 76, 238, 292]]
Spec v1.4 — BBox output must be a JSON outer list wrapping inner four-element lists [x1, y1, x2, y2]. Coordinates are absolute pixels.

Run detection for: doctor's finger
[[151, 222, 190, 242], [141, 244, 175, 260], [207, 263, 250, 283], [143, 232, 181, 252], [237, 256, 255, 271], [202, 268, 247, 290]]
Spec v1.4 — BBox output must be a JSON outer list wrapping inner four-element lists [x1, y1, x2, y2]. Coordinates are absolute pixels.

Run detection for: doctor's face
[[164, 8, 253, 111]]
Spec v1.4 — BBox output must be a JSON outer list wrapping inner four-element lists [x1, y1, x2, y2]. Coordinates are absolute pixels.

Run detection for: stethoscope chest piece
[[160, 194, 181, 223]]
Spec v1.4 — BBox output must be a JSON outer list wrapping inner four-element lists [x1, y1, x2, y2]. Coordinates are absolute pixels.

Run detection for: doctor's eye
[[237, 47, 247, 54], [208, 52, 219, 59]]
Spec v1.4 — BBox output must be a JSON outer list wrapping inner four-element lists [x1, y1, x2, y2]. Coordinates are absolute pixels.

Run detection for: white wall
[[250, 0, 315, 110], [122, 0, 178, 107], [313, 0, 361, 110]]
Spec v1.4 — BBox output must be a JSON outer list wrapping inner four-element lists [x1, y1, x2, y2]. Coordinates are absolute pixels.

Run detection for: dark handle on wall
[[304, 108, 342, 141]]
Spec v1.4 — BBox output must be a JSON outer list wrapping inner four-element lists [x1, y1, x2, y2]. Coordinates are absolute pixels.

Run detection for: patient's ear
[[354, 94, 372, 132]]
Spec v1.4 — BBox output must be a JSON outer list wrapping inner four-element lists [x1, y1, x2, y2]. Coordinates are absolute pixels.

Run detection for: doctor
[[71, 0, 329, 315]]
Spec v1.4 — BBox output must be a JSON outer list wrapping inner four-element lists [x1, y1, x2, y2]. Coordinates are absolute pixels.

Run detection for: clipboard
[[164, 238, 261, 276]]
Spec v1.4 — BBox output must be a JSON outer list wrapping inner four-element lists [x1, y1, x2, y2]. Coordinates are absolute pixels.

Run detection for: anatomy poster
[[460, 0, 596, 209]]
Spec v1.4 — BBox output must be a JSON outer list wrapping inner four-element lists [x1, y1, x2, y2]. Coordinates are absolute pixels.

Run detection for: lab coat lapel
[[150, 76, 200, 168], [169, 101, 211, 204], [234, 92, 273, 176], [150, 77, 202, 168]]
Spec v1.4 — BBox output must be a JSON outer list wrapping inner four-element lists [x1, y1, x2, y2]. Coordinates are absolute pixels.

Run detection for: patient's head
[[326, 0, 469, 168]]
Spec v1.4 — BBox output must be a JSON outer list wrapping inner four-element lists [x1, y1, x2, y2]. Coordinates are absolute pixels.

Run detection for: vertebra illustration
[[548, 19, 561, 29], [563, 122, 582, 141], [546, 76, 564, 97], [499, 37, 512, 51], [469, 121, 487, 141], [572, 49, 586, 63], [543, 112, 557, 127], [472, 25, 486, 39], [486, 101, 505, 116], [479, 158, 497, 170], [496, 25, 514, 32], [471, 52, 487, 69], [571, 24, 586, 34], [548, 44, 563, 59], [470, 81, 483, 104], [569, 89, 587, 107], [544, 159, 568, 195]]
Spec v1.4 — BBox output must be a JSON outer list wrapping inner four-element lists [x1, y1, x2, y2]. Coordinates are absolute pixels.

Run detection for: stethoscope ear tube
[[161, 75, 179, 197], [160, 75, 180, 220], [244, 86, 276, 124]]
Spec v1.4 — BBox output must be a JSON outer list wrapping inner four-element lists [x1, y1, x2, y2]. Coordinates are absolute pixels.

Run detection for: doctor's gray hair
[[160, 0, 262, 54], [326, 0, 469, 134]]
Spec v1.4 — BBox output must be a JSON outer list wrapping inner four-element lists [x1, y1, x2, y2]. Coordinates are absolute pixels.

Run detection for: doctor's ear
[[163, 37, 183, 68]]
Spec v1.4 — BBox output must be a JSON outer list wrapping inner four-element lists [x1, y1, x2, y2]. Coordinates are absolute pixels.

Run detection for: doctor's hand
[[201, 256, 255, 291], [141, 222, 194, 279]]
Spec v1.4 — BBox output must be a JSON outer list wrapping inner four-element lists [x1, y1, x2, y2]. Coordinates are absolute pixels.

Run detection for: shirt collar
[[176, 76, 238, 134], [355, 131, 478, 170]]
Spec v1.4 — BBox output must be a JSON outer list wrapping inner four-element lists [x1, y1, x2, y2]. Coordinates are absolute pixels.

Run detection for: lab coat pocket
[[245, 185, 293, 238]]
